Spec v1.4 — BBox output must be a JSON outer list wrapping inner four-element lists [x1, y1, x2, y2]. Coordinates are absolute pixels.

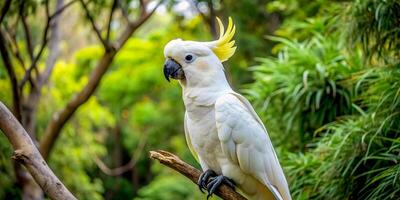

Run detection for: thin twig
[[39, 0, 160, 161], [3, 25, 26, 70], [150, 150, 247, 200], [49, 0, 79, 19], [19, 2, 34, 61], [94, 134, 147, 176], [0, 30, 22, 121], [116, 0, 163, 50], [0, 0, 12, 24], [19, 0, 77, 90], [40, 0, 64, 87], [19, 0, 52, 91], [79, 0, 109, 48], [106, 0, 117, 41]]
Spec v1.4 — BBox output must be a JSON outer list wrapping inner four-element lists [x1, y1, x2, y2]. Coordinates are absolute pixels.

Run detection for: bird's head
[[163, 17, 236, 87]]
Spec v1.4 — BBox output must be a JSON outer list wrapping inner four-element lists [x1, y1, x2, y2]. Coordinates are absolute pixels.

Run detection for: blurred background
[[0, 0, 399, 199]]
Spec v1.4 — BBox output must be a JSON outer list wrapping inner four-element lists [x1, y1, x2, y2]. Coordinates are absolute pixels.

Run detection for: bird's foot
[[198, 169, 216, 193], [206, 175, 236, 199]]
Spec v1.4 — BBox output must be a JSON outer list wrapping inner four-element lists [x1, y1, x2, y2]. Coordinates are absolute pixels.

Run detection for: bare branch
[[0, 102, 77, 200], [0, 0, 12, 24], [44, 0, 50, 17], [3, 24, 26, 70], [19, 2, 34, 61], [95, 133, 147, 176], [18, 34, 47, 91], [79, 0, 109, 48], [139, 0, 146, 14], [39, 0, 160, 161], [150, 150, 247, 200], [19, 0, 77, 90], [18, 0, 54, 91], [39, 50, 117, 160], [116, 0, 163, 50], [50, 0, 79, 19], [19, 5, 53, 91], [41, 0, 64, 86], [0, 30, 22, 121], [106, 0, 117, 42]]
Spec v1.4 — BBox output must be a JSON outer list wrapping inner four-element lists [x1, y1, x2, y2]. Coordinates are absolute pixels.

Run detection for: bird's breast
[[185, 105, 224, 172]]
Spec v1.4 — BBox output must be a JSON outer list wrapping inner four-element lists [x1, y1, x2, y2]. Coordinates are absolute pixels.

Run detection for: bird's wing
[[184, 111, 199, 162], [215, 93, 291, 200]]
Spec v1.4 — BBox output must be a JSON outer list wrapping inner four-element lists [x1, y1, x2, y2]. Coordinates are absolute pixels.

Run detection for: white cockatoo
[[163, 17, 291, 200]]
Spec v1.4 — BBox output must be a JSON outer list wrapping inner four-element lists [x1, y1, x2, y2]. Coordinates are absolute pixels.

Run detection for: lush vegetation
[[0, 0, 399, 199]]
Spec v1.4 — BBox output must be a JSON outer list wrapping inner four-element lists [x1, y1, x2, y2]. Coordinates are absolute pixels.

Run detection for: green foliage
[[349, 0, 400, 60], [284, 66, 400, 200], [247, 33, 360, 148], [246, 0, 400, 200], [135, 174, 204, 200]]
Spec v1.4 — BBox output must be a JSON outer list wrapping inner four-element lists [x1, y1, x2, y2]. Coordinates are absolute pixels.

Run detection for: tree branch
[[18, 0, 53, 91], [39, 51, 116, 160], [50, 0, 79, 19], [19, 0, 77, 90], [106, 0, 117, 42], [3, 26, 26, 70], [95, 132, 147, 176], [0, 102, 77, 200], [40, 0, 64, 87], [19, 1, 34, 61], [79, 0, 109, 49], [0, 30, 22, 121], [0, 0, 12, 24], [39, 0, 162, 160], [149, 150, 247, 200], [116, 0, 163, 50]]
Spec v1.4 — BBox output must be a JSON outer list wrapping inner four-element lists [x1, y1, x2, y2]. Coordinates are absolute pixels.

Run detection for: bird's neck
[[179, 70, 232, 106]]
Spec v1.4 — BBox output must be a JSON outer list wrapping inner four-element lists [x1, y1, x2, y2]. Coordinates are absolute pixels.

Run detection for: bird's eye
[[184, 53, 195, 63]]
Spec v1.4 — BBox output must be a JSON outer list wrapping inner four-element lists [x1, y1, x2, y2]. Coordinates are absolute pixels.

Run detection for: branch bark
[[0, 0, 12, 24], [95, 130, 147, 176], [0, 102, 77, 200], [0, 30, 22, 121], [39, 51, 116, 160], [79, 0, 109, 49], [149, 150, 247, 200]]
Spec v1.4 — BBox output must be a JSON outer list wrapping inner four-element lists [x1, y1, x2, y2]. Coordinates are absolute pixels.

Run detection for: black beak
[[163, 58, 185, 82]]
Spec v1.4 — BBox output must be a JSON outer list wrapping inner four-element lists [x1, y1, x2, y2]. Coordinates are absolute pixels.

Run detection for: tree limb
[[39, 51, 116, 160], [0, 0, 12, 24], [50, 0, 79, 20], [94, 131, 147, 176], [39, 0, 162, 160], [3, 26, 26, 70], [79, 0, 109, 49], [149, 150, 247, 200], [0, 102, 77, 200], [19, 0, 77, 90], [106, 0, 117, 42], [41, 0, 64, 87], [19, 1, 34, 61], [18, 0, 52, 91], [116, 0, 163, 50], [0, 30, 22, 121]]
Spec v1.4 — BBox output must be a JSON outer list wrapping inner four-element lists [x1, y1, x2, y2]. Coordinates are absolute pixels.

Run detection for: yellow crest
[[211, 17, 237, 62]]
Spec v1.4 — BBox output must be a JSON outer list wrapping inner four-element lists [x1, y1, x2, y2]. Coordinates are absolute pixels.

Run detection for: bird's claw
[[206, 175, 236, 199], [198, 169, 216, 193]]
